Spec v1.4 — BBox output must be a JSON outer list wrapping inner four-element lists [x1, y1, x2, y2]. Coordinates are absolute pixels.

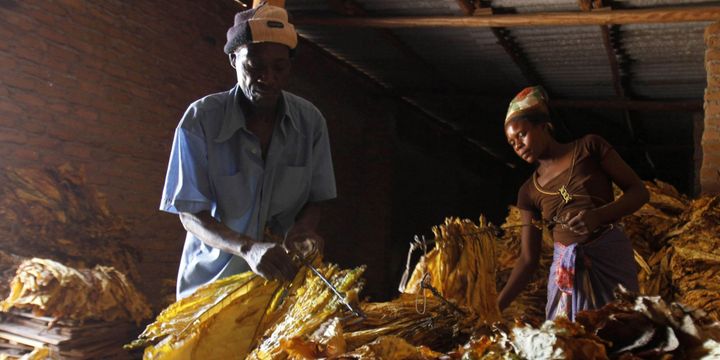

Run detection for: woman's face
[[505, 118, 550, 164]]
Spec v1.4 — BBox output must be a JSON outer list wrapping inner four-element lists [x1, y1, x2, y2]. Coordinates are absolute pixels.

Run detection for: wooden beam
[[294, 6, 720, 28], [601, 25, 626, 97], [297, 39, 515, 167], [453, 0, 475, 16], [324, 0, 456, 93], [492, 27, 543, 86], [253, 0, 284, 7], [549, 99, 702, 111]]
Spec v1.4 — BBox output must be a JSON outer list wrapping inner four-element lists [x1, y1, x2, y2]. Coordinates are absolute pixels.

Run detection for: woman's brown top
[[517, 134, 615, 245]]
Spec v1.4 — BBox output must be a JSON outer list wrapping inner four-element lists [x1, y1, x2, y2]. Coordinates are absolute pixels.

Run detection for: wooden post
[[294, 6, 720, 28], [253, 0, 285, 8]]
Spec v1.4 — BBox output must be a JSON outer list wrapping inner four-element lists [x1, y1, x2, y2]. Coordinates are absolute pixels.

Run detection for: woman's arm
[[179, 211, 297, 281], [497, 209, 543, 311], [567, 149, 649, 234]]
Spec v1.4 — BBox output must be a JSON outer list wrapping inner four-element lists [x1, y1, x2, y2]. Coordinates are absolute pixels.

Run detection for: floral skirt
[[546, 226, 639, 321]]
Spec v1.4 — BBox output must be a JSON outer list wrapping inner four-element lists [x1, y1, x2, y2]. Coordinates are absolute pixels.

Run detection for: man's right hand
[[242, 242, 298, 281]]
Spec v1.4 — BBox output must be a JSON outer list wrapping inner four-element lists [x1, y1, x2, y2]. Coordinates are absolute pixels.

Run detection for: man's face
[[232, 42, 291, 109]]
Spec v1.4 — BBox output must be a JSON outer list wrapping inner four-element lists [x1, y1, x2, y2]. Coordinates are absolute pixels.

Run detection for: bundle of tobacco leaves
[[402, 217, 501, 324], [334, 336, 444, 360], [280, 295, 476, 359], [496, 205, 554, 325], [1, 258, 151, 324], [617, 180, 688, 266], [0, 250, 24, 300], [342, 295, 477, 352], [576, 288, 720, 359], [129, 259, 366, 360], [661, 195, 720, 321], [0, 164, 140, 282]]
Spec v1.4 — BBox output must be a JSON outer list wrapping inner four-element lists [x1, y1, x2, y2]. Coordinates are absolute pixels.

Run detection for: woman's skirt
[[546, 226, 639, 321]]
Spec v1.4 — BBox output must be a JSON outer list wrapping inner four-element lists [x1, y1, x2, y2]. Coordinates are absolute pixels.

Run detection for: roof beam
[[294, 6, 720, 28], [601, 24, 627, 97], [298, 5, 515, 167], [252, 0, 284, 7], [550, 99, 702, 112], [457, 3, 544, 92], [323, 0, 456, 92], [395, 89, 702, 111], [491, 28, 542, 87]]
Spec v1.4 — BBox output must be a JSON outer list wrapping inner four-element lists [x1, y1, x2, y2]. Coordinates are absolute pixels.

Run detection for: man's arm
[[179, 211, 297, 281], [283, 201, 331, 255]]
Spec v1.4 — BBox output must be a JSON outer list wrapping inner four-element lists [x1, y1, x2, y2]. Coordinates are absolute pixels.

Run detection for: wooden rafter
[[601, 25, 627, 98], [293, 1, 514, 166], [492, 27, 542, 87], [294, 6, 720, 28], [324, 0, 456, 93], [550, 99, 702, 112], [460, 3, 544, 94]]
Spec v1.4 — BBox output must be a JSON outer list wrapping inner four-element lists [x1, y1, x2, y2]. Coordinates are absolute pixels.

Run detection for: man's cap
[[505, 85, 550, 124], [224, 3, 298, 55]]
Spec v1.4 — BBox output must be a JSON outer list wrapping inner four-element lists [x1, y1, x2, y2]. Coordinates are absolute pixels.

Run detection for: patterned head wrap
[[505, 86, 549, 124]]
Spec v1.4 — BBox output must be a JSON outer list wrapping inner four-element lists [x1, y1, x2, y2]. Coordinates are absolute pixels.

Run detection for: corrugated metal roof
[[293, 0, 712, 101]]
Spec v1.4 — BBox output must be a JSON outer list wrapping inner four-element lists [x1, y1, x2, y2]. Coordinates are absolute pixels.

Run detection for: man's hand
[[284, 229, 324, 258], [242, 242, 298, 281]]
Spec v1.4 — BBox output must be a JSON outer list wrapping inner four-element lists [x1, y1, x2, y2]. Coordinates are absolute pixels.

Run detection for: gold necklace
[[532, 141, 577, 204]]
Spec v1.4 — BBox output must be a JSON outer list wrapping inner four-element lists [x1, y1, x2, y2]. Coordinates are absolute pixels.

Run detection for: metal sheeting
[[392, 27, 527, 94], [290, 0, 711, 101], [297, 26, 440, 90], [615, 0, 720, 8], [490, 0, 580, 13], [356, 0, 465, 16], [509, 26, 616, 98], [621, 23, 708, 98]]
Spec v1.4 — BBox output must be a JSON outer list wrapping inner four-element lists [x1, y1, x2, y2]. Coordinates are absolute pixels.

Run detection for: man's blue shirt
[[160, 84, 336, 298]]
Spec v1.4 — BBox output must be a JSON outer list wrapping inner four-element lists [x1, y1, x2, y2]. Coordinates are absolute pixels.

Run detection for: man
[[160, 3, 336, 299]]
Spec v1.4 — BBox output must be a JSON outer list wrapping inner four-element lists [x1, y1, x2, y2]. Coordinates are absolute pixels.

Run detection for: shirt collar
[[214, 85, 298, 143]]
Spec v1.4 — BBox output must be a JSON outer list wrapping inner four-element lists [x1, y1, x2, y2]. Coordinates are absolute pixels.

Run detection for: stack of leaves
[[0, 250, 24, 299], [335, 336, 444, 360], [509, 318, 610, 360], [129, 261, 366, 359], [446, 318, 608, 360], [617, 180, 688, 264], [248, 264, 366, 359], [448, 333, 519, 360], [130, 271, 284, 359], [576, 289, 720, 359], [449, 289, 720, 360], [0, 258, 151, 325], [280, 295, 476, 359], [342, 294, 477, 352], [661, 195, 720, 321], [0, 164, 140, 282], [496, 206, 554, 325], [402, 216, 501, 323]]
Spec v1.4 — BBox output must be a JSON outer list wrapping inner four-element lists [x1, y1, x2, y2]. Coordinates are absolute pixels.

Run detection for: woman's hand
[[564, 209, 601, 235]]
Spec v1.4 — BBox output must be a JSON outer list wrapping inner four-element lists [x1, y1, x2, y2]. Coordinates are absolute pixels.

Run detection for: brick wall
[[703, 22, 720, 194], [0, 0, 241, 308], [0, 0, 397, 308]]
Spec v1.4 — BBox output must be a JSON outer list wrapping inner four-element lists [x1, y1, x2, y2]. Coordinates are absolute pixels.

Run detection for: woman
[[497, 86, 649, 321]]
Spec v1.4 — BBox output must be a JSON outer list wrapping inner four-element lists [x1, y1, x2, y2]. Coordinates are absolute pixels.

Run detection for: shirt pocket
[[270, 165, 309, 215], [214, 171, 255, 221]]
